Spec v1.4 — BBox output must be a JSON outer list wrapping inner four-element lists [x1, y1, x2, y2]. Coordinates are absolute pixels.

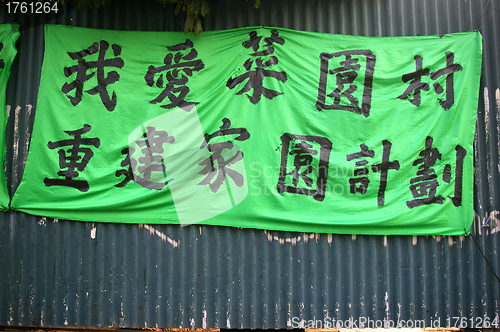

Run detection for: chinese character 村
[[398, 52, 462, 110]]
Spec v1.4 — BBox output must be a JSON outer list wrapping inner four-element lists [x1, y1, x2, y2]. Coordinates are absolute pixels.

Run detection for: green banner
[[11, 25, 482, 235], [0, 23, 19, 210]]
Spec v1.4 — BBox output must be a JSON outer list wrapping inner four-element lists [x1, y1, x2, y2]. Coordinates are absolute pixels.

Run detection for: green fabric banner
[[11, 25, 482, 235], [0, 23, 19, 210]]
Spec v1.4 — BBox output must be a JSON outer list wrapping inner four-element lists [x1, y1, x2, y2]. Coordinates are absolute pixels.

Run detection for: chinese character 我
[[62, 40, 124, 112]]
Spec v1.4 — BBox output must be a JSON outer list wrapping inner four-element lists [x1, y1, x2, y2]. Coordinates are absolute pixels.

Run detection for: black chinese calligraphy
[[144, 39, 204, 111], [346, 143, 375, 194], [227, 30, 287, 104], [407, 136, 466, 208], [398, 52, 462, 110], [62, 40, 124, 112], [131, 127, 175, 190], [0, 43, 4, 69], [198, 118, 250, 193], [316, 50, 376, 118], [43, 124, 100, 192], [277, 134, 332, 202], [449, 145, 466, 207], [346, 140, 400, 206], [371, 140, 400, 207], [115, 147, 136, 188], [406, 136, 444, 208]]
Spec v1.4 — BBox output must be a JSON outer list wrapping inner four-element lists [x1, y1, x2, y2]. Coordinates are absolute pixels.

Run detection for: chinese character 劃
[[198, 118, 250, 193], [406, 136, 466, 208], [129, 127, 175, 190], [277, 134, 332, 202], [114, 147, 136, 188], [227, 30, 287, 105], [346, 140, 400, 206], [346, 143, 375, 194], [62, 40, 124, 112], [316, 50, 376, 118], [43, 124, 100, 192], [398, 52, 462, 110], [0, 43, 4, 69], [144, 39, 204, 111], [445, 145, 466, 207]]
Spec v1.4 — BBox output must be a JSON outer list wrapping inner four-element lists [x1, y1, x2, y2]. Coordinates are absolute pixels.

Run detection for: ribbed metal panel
[[0, 0, 499, 328]]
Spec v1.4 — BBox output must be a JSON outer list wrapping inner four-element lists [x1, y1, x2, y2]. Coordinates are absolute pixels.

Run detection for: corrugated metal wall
[[1, 0, 499, 328]]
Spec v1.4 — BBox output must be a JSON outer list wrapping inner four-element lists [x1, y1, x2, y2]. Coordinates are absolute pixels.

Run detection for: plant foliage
[[59, 0, 261, 36]]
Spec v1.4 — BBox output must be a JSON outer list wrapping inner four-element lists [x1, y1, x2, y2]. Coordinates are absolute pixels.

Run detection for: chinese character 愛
[[43, 124, 100, 192], [227, 30, 287, 105], [62, 40, 124, 112], [144, 39, 204, 111]]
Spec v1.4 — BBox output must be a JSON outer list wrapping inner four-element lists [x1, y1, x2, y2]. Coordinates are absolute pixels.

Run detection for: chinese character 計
[[277, 134, 332, 202], [346, 140, 400, 206], [131, 127, 175, 190], [43, 124, 100, 192], [346, 143, 375, 194], [62, 40, 124, 112], [198, 118, 250, 193], [144, 39, 204, 111], [316, 50, 376, 118], [227, 30, 287, 105], [406, 136, 466, 208], [398, 52, 462, 110]]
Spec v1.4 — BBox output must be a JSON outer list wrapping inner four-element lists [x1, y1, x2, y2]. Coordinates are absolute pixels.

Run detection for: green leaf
[[195, 18, 203, 36], [174, 2, 181, 16], [184, 13, 194, 34], [200, 0, 209, 16], [254, 0, 260, 8]]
